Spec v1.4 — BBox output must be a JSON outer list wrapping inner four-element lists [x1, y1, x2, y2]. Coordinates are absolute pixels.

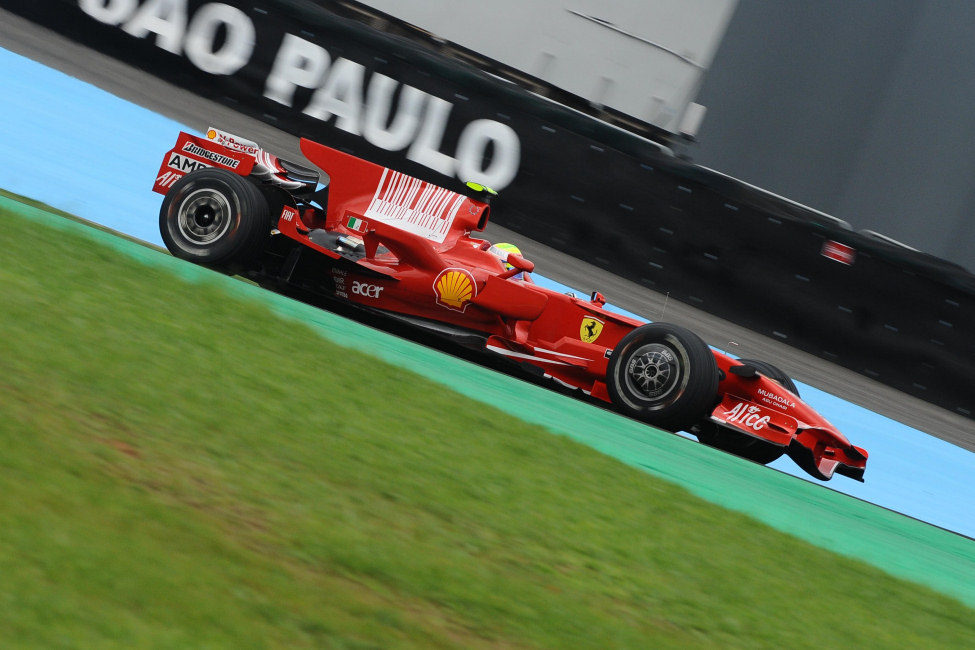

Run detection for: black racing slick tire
[[606, 323, 719, 432], [738, 358, 799, 395], [159, 168, 271, 268]]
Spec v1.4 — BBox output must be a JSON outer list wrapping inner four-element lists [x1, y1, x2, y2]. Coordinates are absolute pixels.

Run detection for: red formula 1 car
[[153, 128, 868, 481]]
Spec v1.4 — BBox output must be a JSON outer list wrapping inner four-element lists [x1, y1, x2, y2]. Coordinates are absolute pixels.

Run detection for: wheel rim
[[623, 343, 682, 401], [176, 188, 233, 245]]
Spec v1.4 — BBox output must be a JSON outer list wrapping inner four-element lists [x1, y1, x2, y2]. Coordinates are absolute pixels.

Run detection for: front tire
[[606, 323, 719, 431], [159, 168, 271, 268], [738, 358, 799, 394]]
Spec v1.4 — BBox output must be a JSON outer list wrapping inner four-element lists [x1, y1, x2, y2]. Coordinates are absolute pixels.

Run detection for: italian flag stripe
[[347, 216, 364, 231]]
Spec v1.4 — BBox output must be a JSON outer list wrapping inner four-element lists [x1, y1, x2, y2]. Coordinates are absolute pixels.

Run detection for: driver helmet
[[488, 242, 521, 269], [488, 242, 525, 279]]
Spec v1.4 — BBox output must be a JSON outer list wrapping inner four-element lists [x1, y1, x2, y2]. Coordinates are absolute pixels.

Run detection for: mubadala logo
[[757, 388, 795, 409], [78, 1, 521, 190]]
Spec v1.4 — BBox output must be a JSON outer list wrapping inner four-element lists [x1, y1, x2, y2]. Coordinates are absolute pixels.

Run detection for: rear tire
[[159, 168, 270, 268], [606, 323, 719, 432]]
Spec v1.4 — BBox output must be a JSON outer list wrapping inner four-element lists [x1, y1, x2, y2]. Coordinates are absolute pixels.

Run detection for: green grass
[[1, 202, 974, 648]]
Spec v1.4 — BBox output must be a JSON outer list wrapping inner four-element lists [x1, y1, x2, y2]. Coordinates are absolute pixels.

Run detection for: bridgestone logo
[[182, 142, 240, 169]]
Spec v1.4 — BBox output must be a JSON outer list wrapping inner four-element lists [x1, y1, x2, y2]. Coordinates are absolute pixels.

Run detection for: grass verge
[[1, 201, 974, 648]]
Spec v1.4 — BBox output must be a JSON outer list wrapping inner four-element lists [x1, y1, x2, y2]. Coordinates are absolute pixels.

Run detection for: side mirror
[[506, 253, 534, 273], [590, 291, 606, 306], [499, 253, 534, 279], [728, 363, 759, 379]]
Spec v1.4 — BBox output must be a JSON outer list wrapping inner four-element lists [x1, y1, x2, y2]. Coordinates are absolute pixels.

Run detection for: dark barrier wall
[[5, 0, 973, 420]]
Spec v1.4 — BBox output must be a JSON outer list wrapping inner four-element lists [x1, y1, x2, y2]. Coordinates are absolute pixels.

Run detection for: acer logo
[[351, 281, 383, 298], [724, 402, 771, 432]]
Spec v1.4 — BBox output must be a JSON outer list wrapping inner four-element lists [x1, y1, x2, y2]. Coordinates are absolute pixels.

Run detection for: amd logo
[[167, 152, 211, 173]]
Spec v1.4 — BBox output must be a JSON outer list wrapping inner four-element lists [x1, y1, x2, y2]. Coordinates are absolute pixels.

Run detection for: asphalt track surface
[[1, 9, 971, 451]]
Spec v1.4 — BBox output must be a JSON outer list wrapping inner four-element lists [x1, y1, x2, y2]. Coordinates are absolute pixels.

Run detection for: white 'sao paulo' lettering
[[264, 36, 520, 189], [78, 1, 521, 189], [80, 0, 254, 75]]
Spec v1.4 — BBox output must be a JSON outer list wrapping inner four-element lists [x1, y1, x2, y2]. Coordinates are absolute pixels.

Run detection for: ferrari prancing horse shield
[[580, 316, 604, 343]]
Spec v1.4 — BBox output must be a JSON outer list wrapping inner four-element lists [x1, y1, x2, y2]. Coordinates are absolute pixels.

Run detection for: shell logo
[[206, 129, 217, 140], [433, 268, 477, 312]]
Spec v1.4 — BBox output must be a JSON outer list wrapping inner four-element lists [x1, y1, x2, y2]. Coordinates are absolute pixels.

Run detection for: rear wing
[[152, 130, 255, 195], [153, 127, 318, 195], [299, 138, 491, 246]]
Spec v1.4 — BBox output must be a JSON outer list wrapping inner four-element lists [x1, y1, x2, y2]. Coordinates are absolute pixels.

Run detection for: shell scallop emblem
[[206, 128, 217, 140], [433, 268, 477, 312]]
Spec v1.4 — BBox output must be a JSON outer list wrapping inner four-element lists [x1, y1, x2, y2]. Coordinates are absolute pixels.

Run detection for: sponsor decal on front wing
[[721, 402, 771, 432], [710, 397, 796, 443], [757, 387, 795, 410]]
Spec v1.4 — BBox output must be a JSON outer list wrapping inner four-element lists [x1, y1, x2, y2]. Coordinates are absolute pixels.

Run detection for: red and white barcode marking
[[364, 169, 466, 243]]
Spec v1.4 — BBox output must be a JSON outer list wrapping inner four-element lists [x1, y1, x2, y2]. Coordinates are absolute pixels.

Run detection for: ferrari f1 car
[[153, 127, 868, 481]]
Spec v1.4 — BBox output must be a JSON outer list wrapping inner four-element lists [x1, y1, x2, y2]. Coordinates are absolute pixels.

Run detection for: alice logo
[[723, 402, 771, 432], [434, 268, 476, 312]]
